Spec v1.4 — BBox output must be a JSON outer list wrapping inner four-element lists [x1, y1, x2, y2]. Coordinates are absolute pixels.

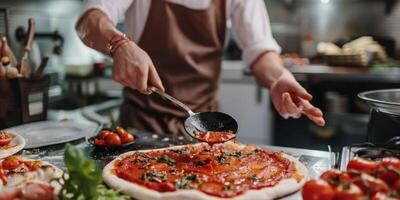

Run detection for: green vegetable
[[216, 156, 226, 164], [170, 148, 188, 154], [247, 174, 258, 181], [193, 159, 210, 166], [372, 59, 400, 68], [157, 155, 176, 166], [175, 173, 197, 189], [224, 151, 242, 158], [141, 171, 167, 183], [55, 144, 128, 200], [169, 168, 179, 174]]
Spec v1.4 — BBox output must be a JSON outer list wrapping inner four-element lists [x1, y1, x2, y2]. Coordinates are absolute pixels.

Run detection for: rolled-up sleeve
[[81, 0, 134, 25], [230, 0, 281, 66]]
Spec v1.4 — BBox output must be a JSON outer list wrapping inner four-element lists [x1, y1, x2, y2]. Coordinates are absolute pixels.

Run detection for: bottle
[[2, 57, 19, 79]]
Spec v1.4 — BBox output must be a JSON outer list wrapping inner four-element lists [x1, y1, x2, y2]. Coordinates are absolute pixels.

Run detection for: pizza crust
[[103, 143, 308, 200]]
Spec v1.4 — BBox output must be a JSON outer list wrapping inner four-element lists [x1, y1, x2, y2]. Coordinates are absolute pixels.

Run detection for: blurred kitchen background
[[1, 0, 400, 151]]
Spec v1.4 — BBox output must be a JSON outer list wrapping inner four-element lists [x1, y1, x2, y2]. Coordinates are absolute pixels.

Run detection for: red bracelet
[[107, 33, 132, 57]]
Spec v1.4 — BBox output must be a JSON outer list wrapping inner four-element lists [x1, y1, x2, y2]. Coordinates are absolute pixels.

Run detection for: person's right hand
[[112, 41, 164, 94]]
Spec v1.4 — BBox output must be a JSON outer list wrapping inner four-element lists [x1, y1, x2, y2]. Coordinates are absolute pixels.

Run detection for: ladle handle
[[148, 87, 195, 116]]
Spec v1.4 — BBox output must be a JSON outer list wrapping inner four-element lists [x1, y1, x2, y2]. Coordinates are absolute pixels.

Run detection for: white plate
[[5, 121, 99, 149], [0, 133, 26, 159]]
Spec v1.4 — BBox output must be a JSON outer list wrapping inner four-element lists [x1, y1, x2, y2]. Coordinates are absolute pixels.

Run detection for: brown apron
[[120, 0, 226, 135]]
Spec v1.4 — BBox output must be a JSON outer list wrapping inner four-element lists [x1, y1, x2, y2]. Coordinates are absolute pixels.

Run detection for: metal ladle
[[148, 87, 238, 142]]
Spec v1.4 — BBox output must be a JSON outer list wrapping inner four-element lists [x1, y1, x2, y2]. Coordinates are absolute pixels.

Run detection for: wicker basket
[[325, 54, 366, 67]]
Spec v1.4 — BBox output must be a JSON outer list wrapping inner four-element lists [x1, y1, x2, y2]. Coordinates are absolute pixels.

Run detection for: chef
[[76, 0, 325, 135]]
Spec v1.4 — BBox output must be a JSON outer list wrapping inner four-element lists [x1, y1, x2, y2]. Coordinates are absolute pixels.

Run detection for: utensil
[[20, 18, 35, 78], [148, 87, 238, 142], [33, 56, 48, 78]]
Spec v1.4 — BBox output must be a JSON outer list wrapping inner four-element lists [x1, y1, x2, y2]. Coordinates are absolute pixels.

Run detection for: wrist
[[107, 33, 132, 57]]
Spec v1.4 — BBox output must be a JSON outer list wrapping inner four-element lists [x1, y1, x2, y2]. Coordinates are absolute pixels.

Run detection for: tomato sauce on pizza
[[194, 131, 236, 144], [114, 143, 299, 198]]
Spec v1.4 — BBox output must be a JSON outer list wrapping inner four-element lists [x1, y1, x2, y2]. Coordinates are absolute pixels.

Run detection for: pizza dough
[[103, 143, 308, 200]]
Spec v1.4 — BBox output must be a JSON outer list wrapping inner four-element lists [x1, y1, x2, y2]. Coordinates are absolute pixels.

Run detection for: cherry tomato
[[93, 138, 106, 146], [120, 133, 134, 144], [301, 180, 335, 200], [115, 127, 129, 137], [1, 156, 21, 170], [381, 157, 400, 169], [371, 192, 399, 200], [378, 169, 399, 186], [98, 130, 111, 140], [347, 157, 379, 174], [334, 183, 364, 200], [320, 169, 351, 187], [391, 179, 400, 190], [105, 133, 121, 145], [352, 173, 389, 197], [378, 157, 400, 185]]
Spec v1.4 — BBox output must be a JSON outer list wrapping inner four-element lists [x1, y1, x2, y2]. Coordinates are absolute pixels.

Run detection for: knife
[[20, 18, 35, 78]]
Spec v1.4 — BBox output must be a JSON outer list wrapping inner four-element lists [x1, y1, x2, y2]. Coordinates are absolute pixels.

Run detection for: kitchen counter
[[222, 60, 400, 83], [291, 65, 400, 83]]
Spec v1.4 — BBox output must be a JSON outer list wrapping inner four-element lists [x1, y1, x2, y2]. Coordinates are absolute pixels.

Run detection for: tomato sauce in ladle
[[148, 87, 238, 144]]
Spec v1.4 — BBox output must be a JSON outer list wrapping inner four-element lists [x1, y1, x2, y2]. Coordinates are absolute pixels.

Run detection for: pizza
[[0, 155, 63, 200], [0, 131, 25, 159], [103, 142, 308, 200]]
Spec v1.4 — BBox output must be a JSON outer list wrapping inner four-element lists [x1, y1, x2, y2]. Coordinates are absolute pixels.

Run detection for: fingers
[[293, 82, 313, 101], [281, 93, 301, 119], [298, 99, 326, 126], [298, 100, 323, 117], [148, 61, 165, 92], [136, 62, 149, 94], [277, 92, 326, 126]]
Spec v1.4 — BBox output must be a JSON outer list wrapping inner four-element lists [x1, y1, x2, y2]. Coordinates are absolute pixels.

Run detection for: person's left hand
[[270, 71, 325, 126]]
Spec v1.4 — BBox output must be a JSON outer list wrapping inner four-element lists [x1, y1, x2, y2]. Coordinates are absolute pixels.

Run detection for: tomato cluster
[[302, 157, 400, 200], [93, 127, 135, 146], [0, 131, 12, 146]]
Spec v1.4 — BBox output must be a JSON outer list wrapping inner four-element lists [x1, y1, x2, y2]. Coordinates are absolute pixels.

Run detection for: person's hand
[[112, 41, 164, 93], [270, 71, 325, 126]]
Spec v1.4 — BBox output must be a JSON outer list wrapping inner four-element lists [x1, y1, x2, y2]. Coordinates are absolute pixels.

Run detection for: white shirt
[[82, 0, 281, 66]]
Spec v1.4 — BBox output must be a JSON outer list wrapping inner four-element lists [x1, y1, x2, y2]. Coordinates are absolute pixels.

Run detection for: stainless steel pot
[[358, 89, 400, 143]]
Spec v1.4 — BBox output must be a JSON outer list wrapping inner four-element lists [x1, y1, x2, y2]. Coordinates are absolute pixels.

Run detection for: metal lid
[[358, 89, 400, 115]]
